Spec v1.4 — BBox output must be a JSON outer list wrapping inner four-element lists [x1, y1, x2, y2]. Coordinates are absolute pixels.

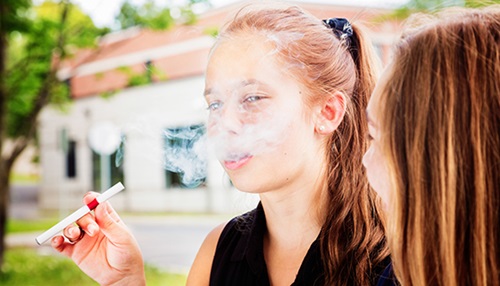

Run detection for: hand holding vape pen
[[35, 182, 125, 245]]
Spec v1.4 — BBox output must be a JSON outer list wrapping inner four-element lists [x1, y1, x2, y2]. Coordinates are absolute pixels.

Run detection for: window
[[164, 124, 207, 189], [92, 149, 125, 192], [66, 140, 77, 178], [61, 128, 76, 179]]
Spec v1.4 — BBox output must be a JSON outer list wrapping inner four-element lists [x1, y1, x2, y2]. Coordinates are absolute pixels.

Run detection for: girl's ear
[[314, 91, 346, 134]]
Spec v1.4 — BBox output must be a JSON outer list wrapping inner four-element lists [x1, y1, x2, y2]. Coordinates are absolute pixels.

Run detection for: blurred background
[[1, 0, 497, 284]]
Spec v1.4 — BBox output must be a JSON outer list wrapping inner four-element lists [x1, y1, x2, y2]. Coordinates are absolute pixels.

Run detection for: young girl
[[53, 3, 392, 285], [363, 6, 500, 286]]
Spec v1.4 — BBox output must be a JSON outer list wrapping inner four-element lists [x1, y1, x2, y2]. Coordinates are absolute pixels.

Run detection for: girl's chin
[[223, 155, 253, 170]]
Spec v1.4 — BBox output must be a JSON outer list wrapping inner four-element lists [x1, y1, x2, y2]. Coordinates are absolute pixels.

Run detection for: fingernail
[[69, 227, 77, 236], [88, 224, 98, 236]]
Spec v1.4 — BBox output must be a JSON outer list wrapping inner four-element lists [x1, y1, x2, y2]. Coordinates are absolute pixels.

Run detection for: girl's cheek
[[206, 119, 216, 136], [362, 146, 373, 168], [240, 113, 261, 125]]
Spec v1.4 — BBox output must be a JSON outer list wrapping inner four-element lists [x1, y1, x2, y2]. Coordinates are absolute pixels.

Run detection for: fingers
[[51, 235, 65, 250], [63, 225, 85, 243], [94, 201, 128, 239], [100, 201, 124, 225], [51, 235, 74, 257], [59, 192, 100, 244], [82, 191, 123, 226], [83, 191, 128, 241], [72, 192, 101, 236], [83, 191, 99, 205], [55, 191, 128, 249]]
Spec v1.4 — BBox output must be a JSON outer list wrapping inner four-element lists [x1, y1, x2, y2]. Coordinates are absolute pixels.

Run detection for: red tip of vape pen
[[87, 198, 99, 210]]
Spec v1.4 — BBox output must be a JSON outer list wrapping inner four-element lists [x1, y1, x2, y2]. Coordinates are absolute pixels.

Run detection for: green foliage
[[9, 173, 40, 184], [392, 0, 500, 18], [4, 1, 107, 138], [463, 0, 500, 7], [6, 219, 57, 234], [116, 65, 167, 88], [144, 265, 187, 286], [0, 248, 97, 285], [204, 26, 219, 38], [99, 90, 119, 99], [115, 0, 210, 30], [0, 0, 32, 34], [94, 72, 105, 80], [116, 0, 175, 30], [36, 1, 108, 49], [128, 74, 152, 87], [116, 66, 147, 87], [0, 248, 187, 285], [180, 7, 198, 26], [116, 1, 142, 29]]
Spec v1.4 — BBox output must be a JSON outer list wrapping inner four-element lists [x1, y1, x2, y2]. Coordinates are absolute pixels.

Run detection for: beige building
[[38, 1, 401, 213]]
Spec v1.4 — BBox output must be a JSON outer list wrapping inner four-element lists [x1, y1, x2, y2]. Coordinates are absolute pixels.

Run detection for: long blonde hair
[[377, 6, 500, 286], [217, 3, 389, 285]]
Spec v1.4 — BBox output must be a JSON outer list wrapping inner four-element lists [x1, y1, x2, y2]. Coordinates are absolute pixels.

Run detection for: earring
[[319, 126, 325, 132]]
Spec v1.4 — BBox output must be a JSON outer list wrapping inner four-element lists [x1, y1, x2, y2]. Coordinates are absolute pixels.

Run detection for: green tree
[[393, 0, 500, 18], [0, 0, 107, 268], [115, 0, 210, 30]]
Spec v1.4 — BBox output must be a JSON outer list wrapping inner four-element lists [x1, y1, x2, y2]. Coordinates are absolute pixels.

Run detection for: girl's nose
[[221, 105, 244, 135], [209, 104, 244, 136]]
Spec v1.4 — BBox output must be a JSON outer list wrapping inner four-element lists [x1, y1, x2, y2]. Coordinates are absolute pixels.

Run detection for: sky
[[71, 0, 409, 28]]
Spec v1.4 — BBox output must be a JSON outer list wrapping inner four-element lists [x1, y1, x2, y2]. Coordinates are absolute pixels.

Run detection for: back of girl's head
[[216, 3, 389, 285], [377, 6, 500, 286]]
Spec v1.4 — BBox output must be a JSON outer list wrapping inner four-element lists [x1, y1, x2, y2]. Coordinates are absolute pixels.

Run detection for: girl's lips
[[224, 155, 253, 170]]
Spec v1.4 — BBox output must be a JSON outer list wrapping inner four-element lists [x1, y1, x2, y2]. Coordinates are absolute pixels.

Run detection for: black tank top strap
[[209, 203, 270, 285]]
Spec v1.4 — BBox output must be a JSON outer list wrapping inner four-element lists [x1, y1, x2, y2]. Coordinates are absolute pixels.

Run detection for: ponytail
[[349, 24, 381, 103], [320, 21, 389, 285]]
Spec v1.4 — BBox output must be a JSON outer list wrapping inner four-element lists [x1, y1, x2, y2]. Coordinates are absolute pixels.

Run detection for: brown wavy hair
[[375, 6, 500, 286], [216, 3, 389, 285]]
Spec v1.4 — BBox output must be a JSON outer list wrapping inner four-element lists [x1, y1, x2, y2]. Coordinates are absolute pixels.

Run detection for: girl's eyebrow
[[204, 88, 213, 98], [204, 79, 271, 98]]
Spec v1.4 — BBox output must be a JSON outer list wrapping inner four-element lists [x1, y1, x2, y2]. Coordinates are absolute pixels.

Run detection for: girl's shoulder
[[186, 222, 226, 285]]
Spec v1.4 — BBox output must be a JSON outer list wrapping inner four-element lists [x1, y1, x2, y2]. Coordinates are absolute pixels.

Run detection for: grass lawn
[[5, 219, 187, 285], [7, 219, 60, 234], [0, 248, 187, 285]]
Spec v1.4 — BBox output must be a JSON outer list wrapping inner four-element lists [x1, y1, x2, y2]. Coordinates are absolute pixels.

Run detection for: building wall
[[39, 76, 259, 214]]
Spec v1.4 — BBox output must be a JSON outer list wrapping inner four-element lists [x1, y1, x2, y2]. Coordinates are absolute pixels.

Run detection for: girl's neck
[[259, 179, 328, 249]]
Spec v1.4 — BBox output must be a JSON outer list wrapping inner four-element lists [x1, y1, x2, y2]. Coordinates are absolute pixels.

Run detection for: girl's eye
[[367, 133, 374, 141], [207, 101, 222, 111], [245, 95, 260, 102], [244, 95, 262, 103]]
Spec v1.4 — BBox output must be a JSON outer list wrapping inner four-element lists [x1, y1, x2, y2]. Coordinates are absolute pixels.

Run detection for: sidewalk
[[7, 231, 44, 248], [7, 184, 49, 249]]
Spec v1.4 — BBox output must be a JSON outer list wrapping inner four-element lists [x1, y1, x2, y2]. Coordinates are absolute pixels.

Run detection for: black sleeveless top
[[209, 203, 397, 286]]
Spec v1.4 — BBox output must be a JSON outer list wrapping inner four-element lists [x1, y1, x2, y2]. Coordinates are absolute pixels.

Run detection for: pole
[[100, 154, 111, 191]]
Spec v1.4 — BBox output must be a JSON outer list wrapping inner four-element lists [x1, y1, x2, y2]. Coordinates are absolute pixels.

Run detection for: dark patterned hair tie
[[323, 18, 353, 41]]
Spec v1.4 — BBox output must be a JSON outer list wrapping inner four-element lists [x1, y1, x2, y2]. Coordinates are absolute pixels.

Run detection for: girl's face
[[363, 67, 393, 209], [204, 35, 323, 193]]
